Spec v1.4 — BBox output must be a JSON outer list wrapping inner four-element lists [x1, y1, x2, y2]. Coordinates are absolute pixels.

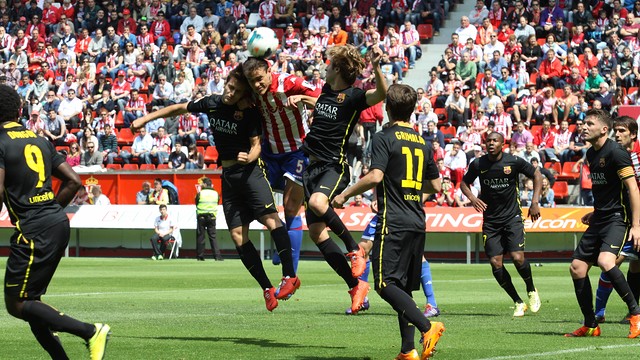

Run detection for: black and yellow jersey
[[0, 122, 67, 237], [463, 153, 536, 224], [186, 94, 262, 162], [302, 84, 370, 163], [587, 138, 634, 219], [370, 123, 439, 233]]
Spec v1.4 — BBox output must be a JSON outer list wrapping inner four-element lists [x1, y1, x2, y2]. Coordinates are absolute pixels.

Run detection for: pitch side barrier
[[1, 205, 586, 262]]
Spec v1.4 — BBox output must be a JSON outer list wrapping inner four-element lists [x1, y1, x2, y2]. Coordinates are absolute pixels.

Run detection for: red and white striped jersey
[[631, 140, 640, 186], [256, 73, 321, 154], [178, 113, 200, 135]]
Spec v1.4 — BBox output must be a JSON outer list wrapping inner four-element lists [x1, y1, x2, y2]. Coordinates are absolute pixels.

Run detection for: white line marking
[[477, 343, 640, 360]]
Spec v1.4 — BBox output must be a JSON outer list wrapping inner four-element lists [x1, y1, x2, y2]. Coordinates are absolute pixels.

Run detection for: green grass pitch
[[1, 258, 640, 359]]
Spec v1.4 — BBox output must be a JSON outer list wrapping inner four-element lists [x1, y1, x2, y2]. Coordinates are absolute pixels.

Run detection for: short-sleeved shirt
[[154, 214, 174, 233], [588, 138, 634, 218], [0, 122, 67, 237], [370, 123, 439, 232], [187, 94, 262, 161], [302, 84, 369, 163], [463, 152, 537, 224]]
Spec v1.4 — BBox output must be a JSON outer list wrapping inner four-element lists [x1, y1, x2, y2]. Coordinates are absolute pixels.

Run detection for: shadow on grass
[[123, 336, 347, 350], [438, 312, 501, 317], [539, 320, 582, 324], [318, 312, 397, 318]]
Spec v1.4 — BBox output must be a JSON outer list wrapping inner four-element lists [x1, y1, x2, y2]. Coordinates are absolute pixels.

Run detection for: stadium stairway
[[403, 0, 477, 92]]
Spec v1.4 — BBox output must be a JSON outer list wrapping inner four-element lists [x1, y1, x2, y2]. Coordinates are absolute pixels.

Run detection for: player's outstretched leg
[[286, 215, 303, 273], [260, 215, 300, 301], [595, 272, 613, 323], [421, 259, 440, 318], [566, 259, 600, 337], [601, 266, 640, 338], [346, 259, 371, 315]]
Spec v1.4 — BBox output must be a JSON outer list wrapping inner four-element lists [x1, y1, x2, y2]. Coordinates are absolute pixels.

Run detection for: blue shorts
[[261, 149, 308, 191], [361, 215, 378, 242], [621, 240, 639, 260]]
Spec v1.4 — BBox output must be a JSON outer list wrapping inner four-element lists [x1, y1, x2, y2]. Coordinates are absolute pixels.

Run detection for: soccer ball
[[247, 27, 279, 59]]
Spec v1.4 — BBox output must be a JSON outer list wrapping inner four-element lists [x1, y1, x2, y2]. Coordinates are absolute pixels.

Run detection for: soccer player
[[298, 44, 387, 313], [333, 84, 445, 360], [564, 109, 640, 338], [131, 67, 300, 311], [592, 116, 640, 324], [242, 56, 322, 273], [460, 132, 543, 317], [0, 84, 110, 359]]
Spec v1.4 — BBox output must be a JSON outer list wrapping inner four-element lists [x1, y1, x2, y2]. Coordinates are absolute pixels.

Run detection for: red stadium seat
[[545, 162, 561, 175], [204, 146, 218, 163], [553, 181, 569, 200], [123, 164, 139, 170], [558, 162, 580, 181], [140, 164, 156, 170], [117, 128, 135, 145], [157, 164, 169, 169], [417, 24, 433, 43], [106, 164, 122, 170]]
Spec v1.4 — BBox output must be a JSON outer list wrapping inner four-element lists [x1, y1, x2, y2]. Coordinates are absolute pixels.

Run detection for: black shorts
[[482, 216, 526, 258], [573, 212, 629, 264], [371, 230, 424, 292], [5, 220, 70, 300], [303, 160, 350, 225], [222, 160, 278, 229]]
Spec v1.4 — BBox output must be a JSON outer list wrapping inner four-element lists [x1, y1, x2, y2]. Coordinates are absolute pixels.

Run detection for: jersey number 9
[[24, 144, 45, 188]]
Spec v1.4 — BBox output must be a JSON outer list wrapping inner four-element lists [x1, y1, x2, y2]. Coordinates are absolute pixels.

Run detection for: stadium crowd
[[7, 0, 633, 207]]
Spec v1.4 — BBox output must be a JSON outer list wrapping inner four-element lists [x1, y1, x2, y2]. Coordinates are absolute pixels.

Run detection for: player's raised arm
[[130, 102, 190, 132], [52, 162, 82, 208], [365, 44, 387, 106]]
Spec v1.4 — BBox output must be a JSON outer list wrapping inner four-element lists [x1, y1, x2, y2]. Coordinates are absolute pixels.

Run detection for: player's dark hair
[[586, 108, 612, 130], [614, 116, 638, 136], [326, 44, 364, 85], [385, 84, 417, 122], [0, 84, 22, 125], [242, 57, 270, 75], [159, 204, 167, 210]]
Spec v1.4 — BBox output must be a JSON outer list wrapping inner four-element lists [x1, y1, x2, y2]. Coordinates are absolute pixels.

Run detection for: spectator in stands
[[99, 124, 119, 165], [540, 177, 555, 208], [43, 108, 67, 146], [455, 52, 476, 89], [487, 50, 508, 80], [308, 5, 328, 35], [186, 144, 204, 170], [349, 194, 368, 208], [514, 15, 535, 44], [455, 16, 477, 44], [126, 126, 153, 164], [81, 140, 104, 166], [150, 56, 176, 91], [445, 86, 466, 126], [151, 74, 175, 107], [90, 186, 111, 205], [521, 141, 541, 163], [173, 112, 198, 146], [216, 7, 237, 45], [572, 157, 593, 206], [257, 0, 276, 28], [496, 67, 517, 107], [537, 49, 562, 89], [25, 109, 44, 133], [58, 88, 83, 129], [594, 82, 613, 111], [274, 0, 295, 27], [511, 121, 534, 152], [572, 2, 593, 28], [469, 0, 488, 27], [423, 120, 445, 149], [149, 178, 169, 205], [455, 178, 478, 207], [168, 142, 187, 170], [519, 178, 534, 207], [435, 175, 455, 207], [305, 52, 327, 79], [137, 182, 151, 204], [521, 34, 542, 76], [444, 141, 467, 184], [67, 142, 81, 167], [149, 204, 174, 260], [534, 119, 559, 163], [480, 86, 501, 115], [122, 89, 146, 128]]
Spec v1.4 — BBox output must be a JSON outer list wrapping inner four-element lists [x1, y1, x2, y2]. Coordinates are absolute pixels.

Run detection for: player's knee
[[229, 228, 245, 246], [511, 253, 525, 266], [4, 297, 23, 319], [489, 256, 503, 269], [307, 194, 328, 215], [569, 260, 587, 277]]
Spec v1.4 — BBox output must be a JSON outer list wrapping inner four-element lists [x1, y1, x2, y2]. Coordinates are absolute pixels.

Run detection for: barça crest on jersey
[[337, 93, 346, 103], [234, 111, 243, 120], [503, 166, 511, 174], [599, 158, 606, 167]]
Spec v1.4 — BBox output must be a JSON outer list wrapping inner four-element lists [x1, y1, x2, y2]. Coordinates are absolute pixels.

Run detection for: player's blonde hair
[[326, 44, 365, 85]]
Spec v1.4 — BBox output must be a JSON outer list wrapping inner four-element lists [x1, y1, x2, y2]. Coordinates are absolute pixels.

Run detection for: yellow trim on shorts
[[378, 180, 388, 289], [19, 235, 35, 299]]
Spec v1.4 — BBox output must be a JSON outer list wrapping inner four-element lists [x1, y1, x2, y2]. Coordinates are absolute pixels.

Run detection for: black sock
[[21, 301, 95, 339], [573, 276, 596, 328], [605, 267, 640, 315], [628, 270, 640, 304], [321, 207, 358, 252], [271, 226, 295, 277], [492, 266, 522, 303], [398, 314, 416, 354], [317, 238, 358, 288], [379, 283, 431, 333], [29, 320, 69, 360], [236, 242, 272, 290], [516, 260, 536, 293]]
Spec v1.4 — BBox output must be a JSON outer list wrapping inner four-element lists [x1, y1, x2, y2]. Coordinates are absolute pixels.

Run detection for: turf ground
[[1, 258, 639, 359]]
